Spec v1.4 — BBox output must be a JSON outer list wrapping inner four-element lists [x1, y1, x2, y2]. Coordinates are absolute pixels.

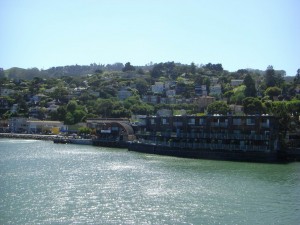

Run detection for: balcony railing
[[135, 131, 272, 141], [138, 140, 270, 152]]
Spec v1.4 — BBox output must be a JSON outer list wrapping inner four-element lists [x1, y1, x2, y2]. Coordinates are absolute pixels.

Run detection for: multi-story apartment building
[[129, 115, 284, 162]]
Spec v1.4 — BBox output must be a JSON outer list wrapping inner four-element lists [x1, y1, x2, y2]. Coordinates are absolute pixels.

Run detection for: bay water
[[0, 138, 299, 224]]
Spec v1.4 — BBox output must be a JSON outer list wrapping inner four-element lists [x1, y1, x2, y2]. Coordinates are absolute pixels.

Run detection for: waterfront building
[[27, 120, 65, 134], [8, 117, 28, 133], [129, 115, 282, 162], [86, 118, 135, 147]]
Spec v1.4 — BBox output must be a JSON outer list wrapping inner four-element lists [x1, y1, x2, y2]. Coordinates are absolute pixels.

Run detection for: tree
[[190, 62, 196, 75], [264, 65, 284, 88], [265, 87, 282, 100], [207, 101, 231, 115], [203, 63, 223, 72], [66, 100, 78, 113], [294, 69, 300, 85], [131, 103, 154, 115], [265, 65, 276, 88], [73, 109, 86, 123], [242, 97, 265, 115], [230, 85, 246, 104], [111, 108, 131, 118], [243, 74, 256, 97], [0, 68, 5, 78], [150, 63, 164, 78], [135, 78, 149, 95], [122, 62, 135, 72], [57, 106, 67, 120], [95, 99, 114, 117], [78, 127, 92, 135], [65, 112, 74, 125]]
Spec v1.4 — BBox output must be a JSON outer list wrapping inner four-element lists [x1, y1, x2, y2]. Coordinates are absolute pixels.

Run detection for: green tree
[[265, 87, 282, 100], [243, 74, 257, 97], [265, 65, 276, 88], [190, 62, 196, 75], [230, 85, 246, 104], [294, 68, 300, 85], [65, 112, 74, 125], [95, 99, 114, 117], [131, 103, 154, 115], [57, 106, 67, 121], [78, 127, 92, 135], [111, 108, 131, 118], [264, 65, 284, 88], [66, 100, 78, 113], [73, 109, 86, 123], [207, 101, 231, 115], [242, 97, 265, 115], [122, 62, 136, 72], [135, 78, 149, 95]]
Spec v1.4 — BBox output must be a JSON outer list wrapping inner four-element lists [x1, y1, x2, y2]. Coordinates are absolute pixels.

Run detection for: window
[[162, 118, 169, 125], [233, 118, 241, 125], [188, 118, 195, 125], [246, 118, 255, 125], [199, 118, 206, 125]]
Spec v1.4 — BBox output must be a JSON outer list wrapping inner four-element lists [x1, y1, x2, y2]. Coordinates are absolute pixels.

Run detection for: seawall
[[0, 133, 56, 141]]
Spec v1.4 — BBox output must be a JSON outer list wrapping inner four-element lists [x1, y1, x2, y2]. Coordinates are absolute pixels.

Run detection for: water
[[0, 139, 299, 225]]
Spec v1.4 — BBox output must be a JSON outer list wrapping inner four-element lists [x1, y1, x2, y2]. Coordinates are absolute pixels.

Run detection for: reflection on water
[[0, 139, 299, 224]]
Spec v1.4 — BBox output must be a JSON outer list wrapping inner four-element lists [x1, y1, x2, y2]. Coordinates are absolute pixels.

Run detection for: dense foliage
[[1, 63, 299, 138]]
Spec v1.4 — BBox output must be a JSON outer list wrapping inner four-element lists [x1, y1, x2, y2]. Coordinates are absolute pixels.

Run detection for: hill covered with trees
[[1, 62, 300, 137]]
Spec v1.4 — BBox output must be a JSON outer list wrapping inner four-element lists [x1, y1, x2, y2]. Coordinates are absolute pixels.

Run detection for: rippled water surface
[[0, 138, 300, 224]]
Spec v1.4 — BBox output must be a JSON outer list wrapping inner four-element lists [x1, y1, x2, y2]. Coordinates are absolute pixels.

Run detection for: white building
[[210, 84, 222, 96], [27, 120, 65, 134], [231, 80, 244, 87], [151, 82, 164, 94]]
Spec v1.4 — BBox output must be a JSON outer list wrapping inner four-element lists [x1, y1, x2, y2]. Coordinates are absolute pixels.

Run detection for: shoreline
[[0, 133, 56, 141]]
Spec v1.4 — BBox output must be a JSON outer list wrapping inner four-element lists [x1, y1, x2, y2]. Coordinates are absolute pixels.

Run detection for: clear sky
[[0, 0, 299, 75]]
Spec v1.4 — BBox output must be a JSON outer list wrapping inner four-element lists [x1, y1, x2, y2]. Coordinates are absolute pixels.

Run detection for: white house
[[210, 84, 222, 96], [27, 120, 65, 134], [231, 80, 244, 87], [151, 82, 164, 94]]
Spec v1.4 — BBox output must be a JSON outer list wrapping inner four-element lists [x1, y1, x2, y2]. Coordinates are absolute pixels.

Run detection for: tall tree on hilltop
[[294, 68, 300, 85], [265, 65, 276, 88], [264, 65, 285, 88], [122, 62, 136, 72], [243, 74, 257, 97], [190, 62, 196, 75]]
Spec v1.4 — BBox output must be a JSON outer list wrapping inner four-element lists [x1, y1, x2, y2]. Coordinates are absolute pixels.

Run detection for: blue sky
[[0, 0, 299, 75]]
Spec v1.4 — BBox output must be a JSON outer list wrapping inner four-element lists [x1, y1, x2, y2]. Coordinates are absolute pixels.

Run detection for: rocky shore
[[0, 133, 56, 141]]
